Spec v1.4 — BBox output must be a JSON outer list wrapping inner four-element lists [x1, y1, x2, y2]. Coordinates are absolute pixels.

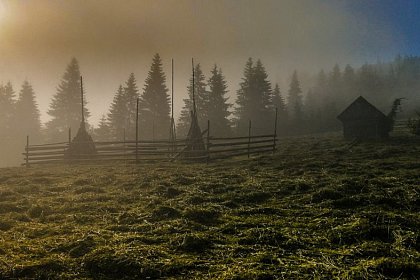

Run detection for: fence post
[[123, 128, 126, 163], [206, 120, 210, 164], [136, 98, 139, 164], [248, 120, 252, 158], [273, 107, 278, 154], [68, 127, 71, 146], [26, 135, 29, 168]]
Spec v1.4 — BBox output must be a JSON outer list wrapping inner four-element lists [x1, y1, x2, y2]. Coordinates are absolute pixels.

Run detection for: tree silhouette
[[235, 58, 273, 135], [15, 81, 42, 141], [287, 71, 304, 125], [0, 82, 16, 134], [122, 73, 140, 139], [177, 63, 208, 137], [140, 54, 170, 140], [94, 115, 111, 141], [107, 85, 126, 140], [207, 65, 231, 136], [46, 58, 89, 141]]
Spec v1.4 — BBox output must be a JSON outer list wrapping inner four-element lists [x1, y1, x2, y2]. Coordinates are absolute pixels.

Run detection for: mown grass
[[0, 134, 419, 279]]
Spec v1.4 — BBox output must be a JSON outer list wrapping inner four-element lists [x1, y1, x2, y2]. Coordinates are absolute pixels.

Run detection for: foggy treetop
[[0, 0, 420, 125]]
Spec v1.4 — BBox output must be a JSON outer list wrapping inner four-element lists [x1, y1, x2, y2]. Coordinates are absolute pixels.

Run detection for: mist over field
[[0, 0, 411, 124], [0, 1, 420, 278]]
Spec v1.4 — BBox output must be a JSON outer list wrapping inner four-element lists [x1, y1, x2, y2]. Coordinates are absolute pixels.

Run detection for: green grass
[[0, 134, 419, 279]]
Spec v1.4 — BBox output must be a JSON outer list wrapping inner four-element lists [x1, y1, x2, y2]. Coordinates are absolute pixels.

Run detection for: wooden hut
[[337, 96, 390, 140]]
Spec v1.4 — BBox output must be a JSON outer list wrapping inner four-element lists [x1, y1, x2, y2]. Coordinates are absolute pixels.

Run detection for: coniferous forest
[[0, 55, 420, 166]]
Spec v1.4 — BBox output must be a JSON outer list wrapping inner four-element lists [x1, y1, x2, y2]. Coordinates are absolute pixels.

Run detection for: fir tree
[[122, 73, 140, 139], [234, 58, 273, 134], [94, 115, 111, 141], [287, 71, 304, 123], [46, 58, 89, 141], [0, 82, 16, 134], [140, 54, 170, 140], [177, 63, 207, 137], [107, 85, 126, 140], [15, 80, 42, 141], [207, 65, 231, 136], [271, 83, 287, 131], [234, 58, 254, 134]]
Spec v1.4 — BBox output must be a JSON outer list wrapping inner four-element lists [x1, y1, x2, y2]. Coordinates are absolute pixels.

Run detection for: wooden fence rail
[[23, 134, 277, 166]]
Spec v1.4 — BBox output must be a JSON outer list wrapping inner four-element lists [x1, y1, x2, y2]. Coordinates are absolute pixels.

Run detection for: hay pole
[[273, 107, 278, 154], [248, 120, 252, 158], [136, 97, 139, 163], [26, 135, 29, 168], [206, 120, 210, 164]]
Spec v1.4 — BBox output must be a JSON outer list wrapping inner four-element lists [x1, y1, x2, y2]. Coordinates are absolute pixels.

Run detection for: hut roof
[[337, 96, 387, 122]]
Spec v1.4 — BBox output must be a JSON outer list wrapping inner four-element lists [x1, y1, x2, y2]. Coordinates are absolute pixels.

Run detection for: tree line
[[1, 54, 419, 166]]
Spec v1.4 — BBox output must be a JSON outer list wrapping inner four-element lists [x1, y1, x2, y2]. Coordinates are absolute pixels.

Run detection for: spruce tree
[[140, 54, 170, 140], [177, 63, 208, 137], [107, 85, 126, 140], [287, 71, 304, 124], [234, 58, 273, 135], [0, 82, 16, 134], [122, 73, 140, 139], [15, 80, 42, 141], [234, 58, 254, 134], [271, 83, 287, 131], [207, 65, 231, 136], [46, 58, 89, 141], [94, 115, 111, 141]]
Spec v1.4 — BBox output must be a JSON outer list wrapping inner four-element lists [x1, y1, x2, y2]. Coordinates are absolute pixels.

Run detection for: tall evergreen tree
[[177, 63, 208, 137], [107, 85, 126, 140], [122, 73, 140, 139], [0, 82, 16, 134], [207, 65, 231, 136], [15, 80, 42, 141], [271, 83, 287, 131], [140, 54, 170, 140], [46, 58, 89, 141], [287, 71, 304, 123], [234, 58, 273, 134], [94, 115, 111, 141]]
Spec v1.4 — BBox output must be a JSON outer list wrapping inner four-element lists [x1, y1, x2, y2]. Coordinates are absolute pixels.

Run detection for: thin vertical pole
[[273, 107, 278, 154], [171, 58, 174, 123], [68, 128, 72, 145], [206, 120, 210, 164], [25, 135, 29, 168], [136, 98, 139, 163], [80, 76, 85, 124], [123, 128, 126, 163], [192, 58, 196, 116], [248, 120, 252, 158]]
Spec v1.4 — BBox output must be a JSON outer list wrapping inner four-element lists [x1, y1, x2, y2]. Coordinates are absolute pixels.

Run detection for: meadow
[[0, 134, 419, 279]]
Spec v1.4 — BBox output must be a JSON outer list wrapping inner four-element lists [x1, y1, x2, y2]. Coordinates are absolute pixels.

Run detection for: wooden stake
[[80, 76, 85, 124], [248, 120, 252, 158], [206, 120, 210, 164], [273, 107, 278, 154], [68, 127, 71, 145], [136, 98, 139, 163], [26, 135, 29, 168]]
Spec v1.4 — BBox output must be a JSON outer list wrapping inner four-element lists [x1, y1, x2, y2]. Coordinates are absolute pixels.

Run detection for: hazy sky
[[0, 0, 418, 125]]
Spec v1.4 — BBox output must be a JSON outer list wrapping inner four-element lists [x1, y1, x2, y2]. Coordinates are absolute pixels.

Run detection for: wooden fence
[[23, 133, 277, 166]]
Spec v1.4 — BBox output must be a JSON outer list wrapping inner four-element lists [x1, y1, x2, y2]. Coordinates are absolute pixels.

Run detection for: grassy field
[[0, 134, 419, 279]]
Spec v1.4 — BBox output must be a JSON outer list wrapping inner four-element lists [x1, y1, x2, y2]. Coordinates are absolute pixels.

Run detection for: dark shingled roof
[[337, 96, 387, 122]]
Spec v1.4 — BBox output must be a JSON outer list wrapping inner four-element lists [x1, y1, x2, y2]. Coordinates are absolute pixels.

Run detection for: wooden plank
[[209, 138, 276, 147], [22, 151, 66, 156], [26, 145, 68, 151], [210, 134, 274, 141], [209, 144, 275, 154]]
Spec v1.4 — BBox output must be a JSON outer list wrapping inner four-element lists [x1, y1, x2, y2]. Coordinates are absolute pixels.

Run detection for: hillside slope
[[0, 135, 419, 279]]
